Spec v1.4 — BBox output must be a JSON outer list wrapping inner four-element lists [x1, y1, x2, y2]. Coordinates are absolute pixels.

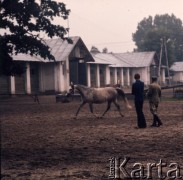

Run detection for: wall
[[131, 67, 150, 85], [173, 72, 183, 83]]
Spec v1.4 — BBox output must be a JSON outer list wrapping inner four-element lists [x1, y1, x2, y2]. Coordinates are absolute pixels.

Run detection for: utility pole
[[158, 38, 163, 80], [164, 38, 171, 86], [158, 37, 171, 86]]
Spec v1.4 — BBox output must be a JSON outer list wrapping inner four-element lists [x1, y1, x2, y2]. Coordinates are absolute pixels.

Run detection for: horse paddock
[[1, 95, 183, 179]]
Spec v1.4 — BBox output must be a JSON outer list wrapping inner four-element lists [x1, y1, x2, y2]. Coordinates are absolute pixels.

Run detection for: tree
[[132, 14, 183, 67], [0, 0, 71, 76], [102, 47, 108, 53]]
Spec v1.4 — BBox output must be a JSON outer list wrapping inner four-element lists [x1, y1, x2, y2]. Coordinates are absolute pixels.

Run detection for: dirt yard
[[1, 95, 183, 180]]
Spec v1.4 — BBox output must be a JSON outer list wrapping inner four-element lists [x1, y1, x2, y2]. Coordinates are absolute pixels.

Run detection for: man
[[147, 76, 163, 127], [132, 74, 147, 128]]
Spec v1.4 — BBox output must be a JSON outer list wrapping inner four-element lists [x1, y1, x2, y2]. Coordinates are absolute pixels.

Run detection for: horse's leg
[[113, 100, 124, 117], [89, 103, 97, 118], [75, 101, 86, 118], [100, 101, 111, 118]]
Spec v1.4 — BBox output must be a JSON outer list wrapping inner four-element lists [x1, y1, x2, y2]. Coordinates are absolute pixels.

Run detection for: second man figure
[[132, 74, 147, 128]]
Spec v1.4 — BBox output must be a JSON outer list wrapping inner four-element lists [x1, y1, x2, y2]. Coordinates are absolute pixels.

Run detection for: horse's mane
[[74, 84, 91, 96], [75, 84, 89, 89]]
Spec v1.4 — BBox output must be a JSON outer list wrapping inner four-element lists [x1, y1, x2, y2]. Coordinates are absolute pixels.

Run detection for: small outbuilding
[[170, 61, 183, 84]]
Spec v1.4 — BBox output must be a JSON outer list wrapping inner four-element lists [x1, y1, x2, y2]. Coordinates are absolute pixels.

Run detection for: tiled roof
[[170, 62, 183, 72], [90, 51, 155, 67], [12, 36, 80, 62]]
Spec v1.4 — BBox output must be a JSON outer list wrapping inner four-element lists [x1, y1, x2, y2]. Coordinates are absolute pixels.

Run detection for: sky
[[58, 0, 183, 53]]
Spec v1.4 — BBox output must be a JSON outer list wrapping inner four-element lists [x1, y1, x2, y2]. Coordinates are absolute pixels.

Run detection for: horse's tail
[[115, 88, 132, 109]]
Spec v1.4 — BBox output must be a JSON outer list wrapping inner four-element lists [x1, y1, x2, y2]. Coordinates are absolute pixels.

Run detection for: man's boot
[[154, 115, 163, 127], [150, 115, 157, 127]]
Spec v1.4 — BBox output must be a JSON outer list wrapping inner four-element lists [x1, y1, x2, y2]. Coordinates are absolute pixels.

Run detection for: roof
[[12, 36, 82, 62], [89, 51, 155, 67], [114, 52, 155, 67], [12, 37, 155, 67], [170, 62, 183, 72], [88, 53, 117, 65]]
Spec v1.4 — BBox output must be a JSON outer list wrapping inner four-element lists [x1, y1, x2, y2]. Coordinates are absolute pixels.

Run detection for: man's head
[[151, 76, 158, 83], [134, 73, 140, 80]]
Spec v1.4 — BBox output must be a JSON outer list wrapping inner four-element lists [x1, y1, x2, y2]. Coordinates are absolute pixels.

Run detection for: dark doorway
[[30, 63, 39, 93], [100, 65, 105, 87], [0, 75, 10, 94], [15, 75, 25, 94], [69, 59, 87, 85], [78, 63, 86, 85], [70, 60, 78, 84]]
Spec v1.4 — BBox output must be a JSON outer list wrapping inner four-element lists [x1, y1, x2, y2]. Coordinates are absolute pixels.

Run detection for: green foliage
[[133, 14, 183, 66], [0, 0, 71, 76]]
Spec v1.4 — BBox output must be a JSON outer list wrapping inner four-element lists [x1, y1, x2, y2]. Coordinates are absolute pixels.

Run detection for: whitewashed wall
[[172, 72, 183, 82], [130, 67, 150, 85]]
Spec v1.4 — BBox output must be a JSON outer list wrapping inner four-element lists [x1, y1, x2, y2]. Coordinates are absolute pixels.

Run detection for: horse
[[105, 83, 121, 88], [71, 84, 132, 118]]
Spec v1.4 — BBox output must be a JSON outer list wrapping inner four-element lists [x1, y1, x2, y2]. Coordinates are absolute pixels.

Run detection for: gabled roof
[[12, 36, 90, 62], [89, 51, 155, 67], [170, 62, 183, 72], [114, 52, 155, 67]]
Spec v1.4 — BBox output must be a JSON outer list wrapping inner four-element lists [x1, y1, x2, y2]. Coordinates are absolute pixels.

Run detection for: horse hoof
[[98, 116, 103, 119], [73, 116, 77, 119]]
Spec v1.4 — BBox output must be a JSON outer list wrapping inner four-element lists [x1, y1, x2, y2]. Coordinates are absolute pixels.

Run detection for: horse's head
[[70, 83, 80, 94], [70, 82, 74, 92], [70, 82, 78, 94], [70, 83, 88, 95]]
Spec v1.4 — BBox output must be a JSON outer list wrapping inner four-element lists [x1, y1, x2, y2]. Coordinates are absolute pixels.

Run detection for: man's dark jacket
[[132, 80, 144, 101]]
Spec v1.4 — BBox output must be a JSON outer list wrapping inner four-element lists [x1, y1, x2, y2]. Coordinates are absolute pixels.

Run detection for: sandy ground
[[1, 95, 183, 180]]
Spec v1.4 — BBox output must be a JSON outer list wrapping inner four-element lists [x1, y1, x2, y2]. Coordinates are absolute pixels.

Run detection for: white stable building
[[88, 50, 166, 87], [0, 37, 94, 94], [0, 36, 166, 95]]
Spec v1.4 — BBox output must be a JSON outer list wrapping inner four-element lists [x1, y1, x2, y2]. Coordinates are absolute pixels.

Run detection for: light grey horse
[[71, 84, 132, 118]]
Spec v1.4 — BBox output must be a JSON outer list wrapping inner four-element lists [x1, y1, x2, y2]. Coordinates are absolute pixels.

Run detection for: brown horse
[[71, 84, 132, 118]]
